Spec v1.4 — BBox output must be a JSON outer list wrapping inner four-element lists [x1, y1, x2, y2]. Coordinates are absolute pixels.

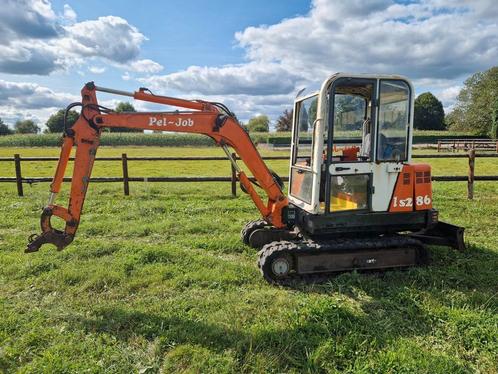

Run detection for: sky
[[1, 0, 497, 130]]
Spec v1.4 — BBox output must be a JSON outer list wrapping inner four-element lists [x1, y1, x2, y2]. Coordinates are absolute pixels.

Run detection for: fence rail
[[1, 151, 498, 200], [437, 139, 498, 152]]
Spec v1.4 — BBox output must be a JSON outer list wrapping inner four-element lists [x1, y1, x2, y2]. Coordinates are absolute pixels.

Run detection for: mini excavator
[[26, 73, 465, 284]]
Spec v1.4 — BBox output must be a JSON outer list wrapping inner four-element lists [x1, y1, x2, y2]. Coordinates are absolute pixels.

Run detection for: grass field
[[0, 147, 497, 373]]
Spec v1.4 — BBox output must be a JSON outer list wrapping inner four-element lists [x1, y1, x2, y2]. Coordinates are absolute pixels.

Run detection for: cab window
[[377, 80, 410, 161], [332, 94, 369, 161], [293, 95, 317, 167], [290, 94, 317, 204]]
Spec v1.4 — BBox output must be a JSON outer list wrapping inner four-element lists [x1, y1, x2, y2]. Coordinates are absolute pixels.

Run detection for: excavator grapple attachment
[[26, 230, 73, 253], [25, 206, 75, 252]]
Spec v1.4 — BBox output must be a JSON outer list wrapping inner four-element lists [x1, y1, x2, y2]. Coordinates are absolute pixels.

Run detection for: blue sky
[[1, 0, 497, 129], [51, 0, 311, 71]]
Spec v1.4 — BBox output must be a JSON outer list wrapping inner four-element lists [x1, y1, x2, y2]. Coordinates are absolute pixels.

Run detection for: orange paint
[[413, 164, 433, 210], [389, 163, 433, 212]]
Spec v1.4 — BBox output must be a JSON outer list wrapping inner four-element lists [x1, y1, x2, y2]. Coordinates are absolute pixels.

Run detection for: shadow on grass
[[69, 297, 468, 371]]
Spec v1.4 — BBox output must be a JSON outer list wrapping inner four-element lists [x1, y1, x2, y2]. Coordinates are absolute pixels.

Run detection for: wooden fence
[[437, 139, 498, 152], [1, 151, 498, 200]]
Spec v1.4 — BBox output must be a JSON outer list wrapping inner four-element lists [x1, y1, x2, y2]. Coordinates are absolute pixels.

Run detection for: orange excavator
[[27, 74, 465, 284]]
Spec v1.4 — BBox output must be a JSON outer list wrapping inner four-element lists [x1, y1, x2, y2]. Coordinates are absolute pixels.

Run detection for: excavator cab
[[290, 74, 412, 218]]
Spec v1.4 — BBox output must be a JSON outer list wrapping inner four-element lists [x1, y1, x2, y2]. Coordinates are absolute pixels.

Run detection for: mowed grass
[[0, 147, 497, 373]]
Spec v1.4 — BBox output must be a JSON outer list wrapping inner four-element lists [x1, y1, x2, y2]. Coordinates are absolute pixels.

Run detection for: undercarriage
[[241, 210, 465, 284]]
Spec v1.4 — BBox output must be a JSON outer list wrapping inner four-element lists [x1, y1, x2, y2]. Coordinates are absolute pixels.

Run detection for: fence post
[[467, 149, 475, 200], [231, 152, 237, 197], [496, 140, 498, 153], [14, 153, 24, 197], [122, 153, 130, 196], [437, 141, 441, 152]]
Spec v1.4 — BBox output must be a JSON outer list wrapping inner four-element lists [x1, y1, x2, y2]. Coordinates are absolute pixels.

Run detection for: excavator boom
[[26, 82, 288, 253]]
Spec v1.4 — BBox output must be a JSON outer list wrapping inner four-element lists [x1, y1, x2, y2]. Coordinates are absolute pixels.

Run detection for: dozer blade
[[409, 221, 465, 251]]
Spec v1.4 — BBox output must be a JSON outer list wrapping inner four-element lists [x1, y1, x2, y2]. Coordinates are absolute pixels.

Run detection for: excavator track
[[257, 236, 428, 285], [241, 219, 268, 245]]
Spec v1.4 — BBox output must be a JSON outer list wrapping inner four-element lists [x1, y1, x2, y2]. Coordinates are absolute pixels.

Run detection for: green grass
[[1, 146, 496, 180], [0, 147, 497, 373]]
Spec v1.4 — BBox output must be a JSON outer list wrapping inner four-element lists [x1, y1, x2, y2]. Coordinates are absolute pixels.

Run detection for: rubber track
[[240, 219, 268, 245], [257, 236, 427, 285]]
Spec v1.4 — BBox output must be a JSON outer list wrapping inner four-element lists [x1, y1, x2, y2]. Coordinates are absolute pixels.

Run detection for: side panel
[[413, 164, 433, 210], [388, 163, 433, 212]]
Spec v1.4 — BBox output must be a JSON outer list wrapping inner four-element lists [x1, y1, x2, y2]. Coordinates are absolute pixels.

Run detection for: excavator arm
[[26, 82, 288, 252]]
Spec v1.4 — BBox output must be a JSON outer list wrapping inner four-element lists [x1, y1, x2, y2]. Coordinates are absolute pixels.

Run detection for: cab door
[[289, 93, 318, 210], [325, 78, 377, 213]]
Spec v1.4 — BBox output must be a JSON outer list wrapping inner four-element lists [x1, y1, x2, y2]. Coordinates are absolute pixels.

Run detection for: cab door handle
[[335, 167, 351, 171]]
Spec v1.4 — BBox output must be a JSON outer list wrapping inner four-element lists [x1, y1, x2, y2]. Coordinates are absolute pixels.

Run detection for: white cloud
[[0, 2, 162, 75], [2, 0, 497, 124], [62, 16, 146, 63], [128, 59, 163, 73], [0, 0, 59, 43], [89, 66, 106, 74], [63, 4, 76, 23], [235, 0, 498, 82], [437, 85, 462, 111], [0, 79, 78, 128], [0, 80, 76, 109], [139, 62, 302, 96]]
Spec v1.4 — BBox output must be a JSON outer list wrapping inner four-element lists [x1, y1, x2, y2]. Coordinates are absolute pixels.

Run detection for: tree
[[115, 102, 136, 113], [491, 97, 498, 140], [275, 109, 293, 132], [14, 119, 40, 134], [0, 118, 12, 136], [449, 66, 498, 135], [45, 109, 79, 133], [414, 92, 445, 130], [247, 115, 270, 132], [110, 102, 143, 132]]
